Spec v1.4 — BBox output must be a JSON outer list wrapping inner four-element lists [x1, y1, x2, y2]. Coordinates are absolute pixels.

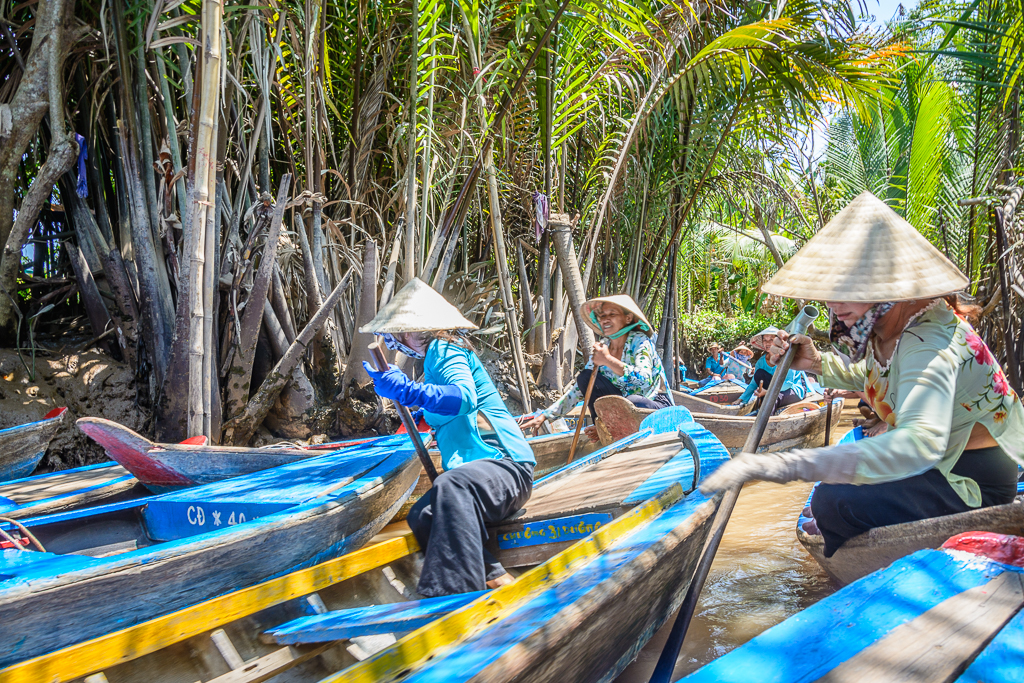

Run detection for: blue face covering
[[381, 333, 425, 359]]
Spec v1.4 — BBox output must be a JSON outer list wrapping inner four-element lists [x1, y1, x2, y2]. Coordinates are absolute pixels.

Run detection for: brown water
[[616, 407, 860, 682]]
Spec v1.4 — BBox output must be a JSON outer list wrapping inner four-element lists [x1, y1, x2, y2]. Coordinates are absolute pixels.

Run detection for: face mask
[[381, 333, 425, 359], [830, 303, 894, 362]]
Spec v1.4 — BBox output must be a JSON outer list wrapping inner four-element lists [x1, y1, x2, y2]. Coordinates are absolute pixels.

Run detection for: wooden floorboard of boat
[[516, 433, 683, 522], [0, 465, 132, 504]]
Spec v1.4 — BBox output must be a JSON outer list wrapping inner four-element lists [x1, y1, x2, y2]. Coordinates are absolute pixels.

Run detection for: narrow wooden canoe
[[681, 531, 1024, 683], [77, 417, 593, 521], [797, 481, 1024, 586], [680, 379, 747, 404], [595, 395, 843, 454], [0, 461, 140, 520], [670, 389, 753, 416], [0, 408, 67, 481], [0, 435, 420, 666], [0, 423, 732, 683]]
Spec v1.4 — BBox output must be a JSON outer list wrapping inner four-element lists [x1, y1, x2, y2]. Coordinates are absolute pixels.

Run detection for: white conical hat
[[580, 294, 654, 337], [358, 278, 478, 334], [761, 191, 968, 303]]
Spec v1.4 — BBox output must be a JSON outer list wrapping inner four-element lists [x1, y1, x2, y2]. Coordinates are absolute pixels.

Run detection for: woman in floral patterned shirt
[[521, 294, 673, 434], [702, 192, 1024, 557]]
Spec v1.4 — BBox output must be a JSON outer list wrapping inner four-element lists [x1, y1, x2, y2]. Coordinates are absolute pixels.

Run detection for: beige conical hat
[[580, 294, 654, 337], [761, 191, 968, 303], [359, 278, 478, 334]]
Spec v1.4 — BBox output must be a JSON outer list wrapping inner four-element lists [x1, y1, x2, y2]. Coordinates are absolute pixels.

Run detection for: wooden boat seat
[[779, 401, 823, 415], [264, 591, 487, 644]]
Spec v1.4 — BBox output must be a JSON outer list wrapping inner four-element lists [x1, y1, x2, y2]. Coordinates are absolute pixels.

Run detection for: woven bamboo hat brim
[[359, 278, 478, 334], [580, 294, 653, 337], [761, 191, 968, 303]]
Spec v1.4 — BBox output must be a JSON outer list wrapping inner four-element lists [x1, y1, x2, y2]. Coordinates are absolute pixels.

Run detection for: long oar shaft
[[648, 305, 819, 683], [369, 344, 439, 483], [567, 367, 599, 463]]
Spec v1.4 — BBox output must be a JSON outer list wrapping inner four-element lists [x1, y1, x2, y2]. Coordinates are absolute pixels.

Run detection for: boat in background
[[0, 417, 731, 683], [0, 408, 68, 481], [0, 435, 420, 666], [797, 427, 1024, 585], [594, 395, 842, 454], [681, 531, 1024, 683]]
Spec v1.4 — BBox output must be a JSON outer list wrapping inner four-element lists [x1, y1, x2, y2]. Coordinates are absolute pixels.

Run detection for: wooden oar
[[648, 305, 820, 683], [368, 344, 439, 483], [567, 368, 599, 463], [824, 396, 834, 446]]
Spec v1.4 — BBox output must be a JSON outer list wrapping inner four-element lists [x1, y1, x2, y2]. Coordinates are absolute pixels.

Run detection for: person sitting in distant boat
[[698, 342, 728, 386], [361, 278, 535, 597], [724, 345, 753, 381], [701, 191, 1024, 559], [521, 294, 673, 436], [733, 327, 809, 413]]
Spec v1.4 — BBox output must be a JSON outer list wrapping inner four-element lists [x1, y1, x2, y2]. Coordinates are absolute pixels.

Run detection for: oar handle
[[369, 344, 439, 483], [648, 305, 819, 683]]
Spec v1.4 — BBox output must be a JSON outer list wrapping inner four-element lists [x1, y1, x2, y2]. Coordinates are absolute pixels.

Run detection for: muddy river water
[[616, 409, 860, 681]]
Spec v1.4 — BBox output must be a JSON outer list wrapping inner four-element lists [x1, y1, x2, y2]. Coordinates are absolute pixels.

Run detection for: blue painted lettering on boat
[[499, 513, 614, 549]]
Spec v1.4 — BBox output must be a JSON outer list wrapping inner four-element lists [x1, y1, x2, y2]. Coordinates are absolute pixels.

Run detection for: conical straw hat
[[761, 191, 968, 303], [359, 278, 478, 334], [580, 294, 653, 337]]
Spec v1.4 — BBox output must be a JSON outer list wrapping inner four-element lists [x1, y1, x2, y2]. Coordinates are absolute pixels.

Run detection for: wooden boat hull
[[0, 439, 420, 665], [0, 424, 733, 683], [670, 389, 752, 416], [0, 408, 67, 482], [682, 531, 1024, 683], [0, 462, 141, 520], [595, 395, 843, 454], [797, 484, 1024, 585]]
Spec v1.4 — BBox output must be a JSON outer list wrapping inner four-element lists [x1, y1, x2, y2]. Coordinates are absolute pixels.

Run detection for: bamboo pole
[[550, 215, 595, 357], [405, 0, 419, 282], [186, 0, 223, 438]]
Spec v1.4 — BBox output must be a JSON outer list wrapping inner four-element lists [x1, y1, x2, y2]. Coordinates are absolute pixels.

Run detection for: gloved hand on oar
[[699, 443, 861, 494], [362, 362, 465, 415]]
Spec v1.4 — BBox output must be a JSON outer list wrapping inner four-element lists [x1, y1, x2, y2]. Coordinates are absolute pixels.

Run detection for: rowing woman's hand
[[767, 331, 822, 374]]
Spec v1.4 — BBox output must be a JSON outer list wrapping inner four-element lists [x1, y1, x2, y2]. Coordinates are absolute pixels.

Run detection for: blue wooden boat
[[0, 434, 420, 666], [0, 408, 732, 683], [681, 531, 1024, 683], [0, 408, 67, 481], [797, 427, 1024, 585], [0, 461, 140, 520]]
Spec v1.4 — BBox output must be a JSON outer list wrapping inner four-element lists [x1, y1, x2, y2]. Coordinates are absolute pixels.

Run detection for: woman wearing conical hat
[[521, 294, 673, 435], [732, 327, 810, 411], [702, 192, 1024, 558], [360, 278, 535, 596]]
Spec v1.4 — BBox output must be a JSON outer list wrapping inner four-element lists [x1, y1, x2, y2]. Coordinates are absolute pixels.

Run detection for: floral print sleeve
[[619, 334, 658, 391]]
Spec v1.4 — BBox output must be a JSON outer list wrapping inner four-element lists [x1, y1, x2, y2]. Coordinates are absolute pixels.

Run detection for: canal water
[[615, 407, 860, 681]]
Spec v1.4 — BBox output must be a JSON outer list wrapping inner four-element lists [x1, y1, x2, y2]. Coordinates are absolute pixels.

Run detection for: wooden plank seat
[[264, 591, 488, 644]]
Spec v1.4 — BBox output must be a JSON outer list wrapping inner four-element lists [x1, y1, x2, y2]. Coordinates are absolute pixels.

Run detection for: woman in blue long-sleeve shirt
[[361, 278, 534, 596], [735, 327, 809, 412]]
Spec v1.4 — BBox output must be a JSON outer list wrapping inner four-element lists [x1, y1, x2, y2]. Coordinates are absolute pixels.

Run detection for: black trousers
[[751, 367, 802, 414], [811, 445, 1019, 557], [406, 457, 534, 597], [577, 368, 672, 420]]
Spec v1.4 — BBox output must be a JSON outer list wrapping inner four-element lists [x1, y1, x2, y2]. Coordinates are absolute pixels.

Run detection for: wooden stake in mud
[[649, 305, 820, 683], [568, 368, 599, 463], [368, 343, 438, 483]]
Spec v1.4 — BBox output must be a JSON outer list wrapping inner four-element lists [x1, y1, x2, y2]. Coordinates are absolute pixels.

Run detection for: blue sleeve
[[427, 343, 477, 415], [738, 379, 757, 404]]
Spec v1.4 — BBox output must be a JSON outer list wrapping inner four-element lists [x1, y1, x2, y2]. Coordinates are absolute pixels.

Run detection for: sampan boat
[[797, 428, 1024, 585], [679, 378, 747, 404], [0, 434, 420, 665], [78, 417, 593, 521], [0, 461, 141, 520], [0, 408, 67, 481], [595, 395, 843, 454], [682, 531, 1024, 683], [0, 420, 731, 683]]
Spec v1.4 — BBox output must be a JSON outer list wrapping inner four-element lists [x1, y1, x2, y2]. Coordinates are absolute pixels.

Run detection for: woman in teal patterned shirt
[[521, 294, 673, 433]]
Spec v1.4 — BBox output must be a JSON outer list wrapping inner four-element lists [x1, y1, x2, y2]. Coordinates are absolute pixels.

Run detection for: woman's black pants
[[406, 457, 534, 596], [751, 367, 802, 414], [576, 368, 672, 420], [811, 445, 1018, 557]]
